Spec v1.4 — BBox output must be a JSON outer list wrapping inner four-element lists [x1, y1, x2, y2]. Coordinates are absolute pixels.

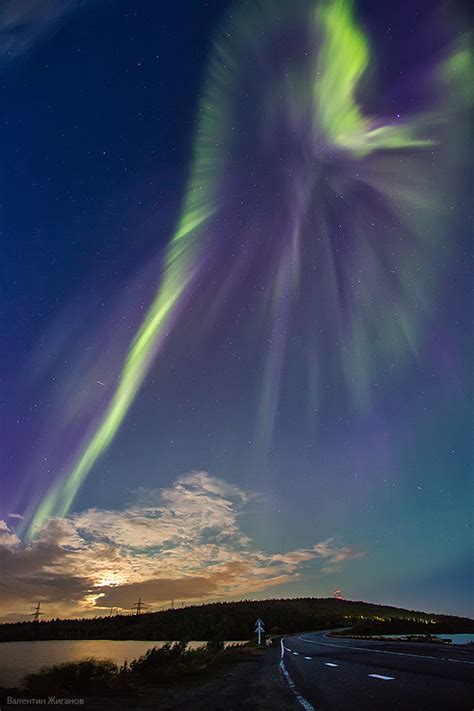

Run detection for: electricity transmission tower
[[30, 602, 44, 622], [131, 597, 149, 615]]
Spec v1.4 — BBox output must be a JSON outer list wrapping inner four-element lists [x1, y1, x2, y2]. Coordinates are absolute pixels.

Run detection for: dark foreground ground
[[0, 646, 300, 711], [2, 633, 473, 710]]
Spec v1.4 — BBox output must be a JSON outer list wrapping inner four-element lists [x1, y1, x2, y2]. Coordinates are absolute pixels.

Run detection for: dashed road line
[[324, 662, 338, 667], [369, 674, 395, 680], [298, 635, 474, 665], [280, 639, 316, 711]]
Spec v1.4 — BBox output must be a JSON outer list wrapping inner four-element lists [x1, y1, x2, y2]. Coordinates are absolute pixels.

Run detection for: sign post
[[255, 617, 265, 645]]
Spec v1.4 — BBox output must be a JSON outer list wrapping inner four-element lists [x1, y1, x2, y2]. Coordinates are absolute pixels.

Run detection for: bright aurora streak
[[27, 0, 471, 537]]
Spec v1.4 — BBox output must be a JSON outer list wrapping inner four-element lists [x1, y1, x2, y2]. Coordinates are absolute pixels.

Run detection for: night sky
[[0, 0, 472, 621]]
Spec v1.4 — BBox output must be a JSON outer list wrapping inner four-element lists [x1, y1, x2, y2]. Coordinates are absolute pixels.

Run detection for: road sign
[[255, 618, 265, 645]]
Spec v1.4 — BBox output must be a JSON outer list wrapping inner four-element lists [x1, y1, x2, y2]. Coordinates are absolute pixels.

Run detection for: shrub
[[129, 642, 212, 683], [23, 659, 129, 696], [206, 639, 225, 653]]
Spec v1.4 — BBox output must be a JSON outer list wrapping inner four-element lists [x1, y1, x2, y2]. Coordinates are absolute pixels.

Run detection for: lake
[[0, 639, 240, 687]]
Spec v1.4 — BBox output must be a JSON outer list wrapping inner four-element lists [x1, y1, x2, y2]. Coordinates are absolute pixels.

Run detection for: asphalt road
[[280, 630, 474, 711]]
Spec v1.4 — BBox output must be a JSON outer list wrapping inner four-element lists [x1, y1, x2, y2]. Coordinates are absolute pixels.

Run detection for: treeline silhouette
[[0, 597, 472, 642], [345, 616, 474, 636]]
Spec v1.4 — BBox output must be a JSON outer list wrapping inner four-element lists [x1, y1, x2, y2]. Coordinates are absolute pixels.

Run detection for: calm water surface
[[0, 639, 239, 687]]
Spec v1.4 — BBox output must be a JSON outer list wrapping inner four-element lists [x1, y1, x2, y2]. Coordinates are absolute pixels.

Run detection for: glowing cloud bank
[[27, 0, 471, 536], [3, 473, 365, 620]]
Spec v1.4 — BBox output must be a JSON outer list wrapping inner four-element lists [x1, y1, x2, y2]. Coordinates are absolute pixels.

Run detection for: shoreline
[[0, 646, 300, 711]]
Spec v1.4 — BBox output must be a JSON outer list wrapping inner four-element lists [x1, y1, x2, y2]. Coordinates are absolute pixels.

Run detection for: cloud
[[72, 472, 251, 550], [0, 0, 88, 61], [0, 521, 20, 548], [320, 545, 366, 574], [0, 472, 366, 620], [271, 540, 366, 575]]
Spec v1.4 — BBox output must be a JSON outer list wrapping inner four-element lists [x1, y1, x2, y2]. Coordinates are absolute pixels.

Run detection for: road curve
[[280, 629, 474, 711]]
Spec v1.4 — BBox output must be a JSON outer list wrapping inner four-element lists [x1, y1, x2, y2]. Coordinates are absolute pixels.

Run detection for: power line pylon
[[30, 602, 44, 622], [131, 597, 149, 615]]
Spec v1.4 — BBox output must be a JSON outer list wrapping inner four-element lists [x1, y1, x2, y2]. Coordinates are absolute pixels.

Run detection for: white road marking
[[304, 656, 312, 660], [369, 674, 395, 680], [280, 639, 316, 711], [293, 651, 299, 655], [324, 663, 338, 667], [298, 635, 474, 665]]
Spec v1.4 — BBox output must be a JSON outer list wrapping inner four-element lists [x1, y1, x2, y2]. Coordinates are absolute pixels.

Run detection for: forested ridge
[[0, 597, 472, 642]]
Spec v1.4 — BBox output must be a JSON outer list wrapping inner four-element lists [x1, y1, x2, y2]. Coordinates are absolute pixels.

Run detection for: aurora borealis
[[0, 0, 472, 620]]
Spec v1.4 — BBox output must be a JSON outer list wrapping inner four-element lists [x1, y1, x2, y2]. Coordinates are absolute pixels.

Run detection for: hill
[[0, 597, 472, 642]]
